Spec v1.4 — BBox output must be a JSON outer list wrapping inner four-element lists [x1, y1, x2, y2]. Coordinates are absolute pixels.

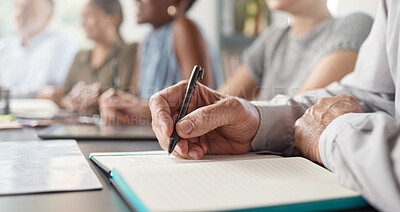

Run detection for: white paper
[[115, 157, 361, 212], [0, 140, 102, 195], [11, 99, 59, 119]]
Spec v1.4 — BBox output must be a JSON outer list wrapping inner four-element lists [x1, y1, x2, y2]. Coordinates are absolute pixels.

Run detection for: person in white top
[[149, 0, 400, 210], [0, 0, 76, 98]]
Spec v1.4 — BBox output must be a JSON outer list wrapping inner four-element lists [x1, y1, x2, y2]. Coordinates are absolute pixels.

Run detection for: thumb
[[176, 98, 238, 138]]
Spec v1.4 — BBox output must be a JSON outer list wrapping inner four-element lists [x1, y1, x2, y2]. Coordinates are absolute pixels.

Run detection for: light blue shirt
[[138, 21, 222, 100]]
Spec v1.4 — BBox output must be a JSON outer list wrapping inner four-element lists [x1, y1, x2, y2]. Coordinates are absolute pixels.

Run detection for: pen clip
[[198, 68, 204, 80]]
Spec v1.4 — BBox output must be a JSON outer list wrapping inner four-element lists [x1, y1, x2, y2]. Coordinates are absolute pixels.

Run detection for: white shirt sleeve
[[319, 113, 400, 211], [42, 34, 76, 86], [251, 1, 400, 211]]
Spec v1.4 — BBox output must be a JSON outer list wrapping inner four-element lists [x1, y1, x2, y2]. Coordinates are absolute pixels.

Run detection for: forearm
[[218, 65, 258, 100], [319, 112, 400, 211]]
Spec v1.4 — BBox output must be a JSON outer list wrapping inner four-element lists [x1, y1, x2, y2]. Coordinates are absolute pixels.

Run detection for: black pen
[[168, 66, 204, 155], [111, 58, 119, 96], [110, 58, 119, 123]]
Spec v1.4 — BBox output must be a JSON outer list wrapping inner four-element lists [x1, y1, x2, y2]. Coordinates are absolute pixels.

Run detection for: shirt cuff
[[249, 97, 305, 155], [250, 101, 277, 151], [319, 113, 358, 170]]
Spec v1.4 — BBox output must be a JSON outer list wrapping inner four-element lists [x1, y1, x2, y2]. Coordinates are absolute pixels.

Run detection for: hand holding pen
[[149, 65, 261, 159], [168, 66, 204, 155]]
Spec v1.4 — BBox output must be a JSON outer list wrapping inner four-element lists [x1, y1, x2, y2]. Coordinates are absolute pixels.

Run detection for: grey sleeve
[[242, 29, 271, 86], [322, 13, 374, 55], [249, 83, 344, 155], [319, 112, 400, 211]]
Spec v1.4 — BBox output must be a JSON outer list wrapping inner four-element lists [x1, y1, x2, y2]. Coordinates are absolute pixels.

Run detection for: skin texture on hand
[[99, 89, 151, 125], [294, 94, 363, 164], [149, 80, 260, 160]]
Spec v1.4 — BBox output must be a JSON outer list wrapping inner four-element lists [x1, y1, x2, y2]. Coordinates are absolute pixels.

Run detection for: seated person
[[149, 1, 400, 211], [0, 0, 76, 98], [99, 0, 219, 125], [219, 0, 374, 100], [38, 0, 137, 115]]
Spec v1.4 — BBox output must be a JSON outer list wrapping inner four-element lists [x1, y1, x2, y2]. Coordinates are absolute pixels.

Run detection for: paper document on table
[[10, 99, 59, 119], [0, 140, 102, 196], [89, 151, 278, 173], [112, 157, 365, 212]]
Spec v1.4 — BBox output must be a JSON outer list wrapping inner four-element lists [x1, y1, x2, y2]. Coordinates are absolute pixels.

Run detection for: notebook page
[[92, 152, 279, 171], [115, 157, 361, 212]]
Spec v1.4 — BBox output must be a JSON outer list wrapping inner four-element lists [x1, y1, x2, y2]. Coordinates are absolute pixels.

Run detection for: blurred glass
[[0, 88, 10, 115]]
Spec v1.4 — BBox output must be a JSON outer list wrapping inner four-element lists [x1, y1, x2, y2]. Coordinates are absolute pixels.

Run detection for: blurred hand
[[294, 94, 363, 164], [62, 82, 102, 115], [36, 85, 65, 106], [99, 89, 149, 125], [149, 80, 260, 160]]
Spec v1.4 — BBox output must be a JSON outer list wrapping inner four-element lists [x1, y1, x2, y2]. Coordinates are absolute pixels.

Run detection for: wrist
[[245, 101, 261, 143]]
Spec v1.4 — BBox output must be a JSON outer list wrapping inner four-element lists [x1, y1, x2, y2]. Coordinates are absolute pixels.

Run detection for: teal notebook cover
[[111, 168, 368, 212]]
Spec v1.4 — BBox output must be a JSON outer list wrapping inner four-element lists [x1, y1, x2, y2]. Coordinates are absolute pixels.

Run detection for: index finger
[[149, 81, 189, 148]]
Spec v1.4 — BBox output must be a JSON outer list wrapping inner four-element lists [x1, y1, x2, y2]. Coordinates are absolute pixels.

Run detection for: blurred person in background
[[99, 0, 221, 125], [38, 0, 137, 115], [0, 0, 76, 98], [219, 0, 374, 101]]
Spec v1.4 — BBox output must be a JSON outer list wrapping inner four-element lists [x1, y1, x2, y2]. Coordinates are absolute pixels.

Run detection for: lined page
[[92, 152, 279, 171], [116, 157, 361, 212]]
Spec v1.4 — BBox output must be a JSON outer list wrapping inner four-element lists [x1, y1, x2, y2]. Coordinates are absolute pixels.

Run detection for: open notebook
[[89, 151, 367, 212]]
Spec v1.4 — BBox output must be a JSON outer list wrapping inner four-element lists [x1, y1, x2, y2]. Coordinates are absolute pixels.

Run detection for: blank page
[[115, 157, 361, 212]]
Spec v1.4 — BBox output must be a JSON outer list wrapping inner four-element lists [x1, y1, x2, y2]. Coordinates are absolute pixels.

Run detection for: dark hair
[[186, 0, 197, 11], [92, 0, 124, 31]]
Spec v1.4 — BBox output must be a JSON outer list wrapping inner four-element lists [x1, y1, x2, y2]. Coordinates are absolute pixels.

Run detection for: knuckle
[[319, 97, 330, 103], [347, 95, 358, 103], [176, 80, 189, 88], [195, 110, 211, 124], [294, 117, 304, 130], [225, 97, 244, 112], [149, 93, 159, 106]]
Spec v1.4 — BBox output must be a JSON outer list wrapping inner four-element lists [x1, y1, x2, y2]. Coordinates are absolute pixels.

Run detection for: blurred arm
[[173, 17, 215, 87], [295, 50, 358, 95], [218, 64, 258, 100]]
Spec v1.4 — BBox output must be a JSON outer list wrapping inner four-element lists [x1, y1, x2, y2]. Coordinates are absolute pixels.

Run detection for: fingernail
[[175, 145, 183, 155], [177, 120, 194, 134], [189, 150, 198, 160]]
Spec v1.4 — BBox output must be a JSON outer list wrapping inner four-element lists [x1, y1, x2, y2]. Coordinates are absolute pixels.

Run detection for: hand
[[99, 89, 149, 125], [294, 94, 363, 164], [36, 85, 65, 106], [62, 82, 102, 115], [149, 80, 260, 160]]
